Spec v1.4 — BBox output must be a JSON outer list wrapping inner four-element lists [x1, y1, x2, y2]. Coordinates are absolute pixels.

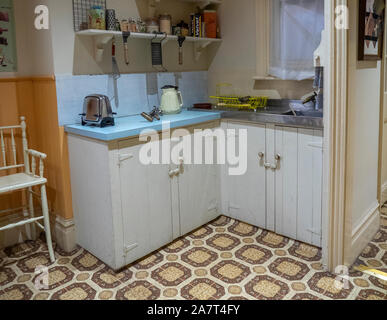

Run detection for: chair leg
[[28, 187, 36, 240], [41, 184, 55, 263]]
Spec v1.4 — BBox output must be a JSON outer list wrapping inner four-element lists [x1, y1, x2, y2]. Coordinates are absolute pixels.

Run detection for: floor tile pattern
[[0, 215, 386, 300]]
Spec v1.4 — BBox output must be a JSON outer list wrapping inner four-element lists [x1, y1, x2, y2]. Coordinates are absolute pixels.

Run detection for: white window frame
[[254, 0, 274, 80], [255, 0, 321, 81]]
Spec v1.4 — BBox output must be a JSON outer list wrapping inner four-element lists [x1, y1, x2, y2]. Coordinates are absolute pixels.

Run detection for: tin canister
[[105, 9, 116, 31], [159, 14, 172, 35], [88, 6, 106, 30]]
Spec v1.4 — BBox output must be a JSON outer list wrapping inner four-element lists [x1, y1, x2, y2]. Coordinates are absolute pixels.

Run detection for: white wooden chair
[[0, 117, 55, 263]]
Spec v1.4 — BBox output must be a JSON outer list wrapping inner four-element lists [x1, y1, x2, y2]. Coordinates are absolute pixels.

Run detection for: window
[[269, 0, 324, 80]]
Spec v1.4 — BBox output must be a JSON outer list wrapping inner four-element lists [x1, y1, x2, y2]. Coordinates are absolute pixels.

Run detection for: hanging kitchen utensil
[[111, 38, 120, 108], [112, 39, 120, 77], [151, 33, 167, 72], [122, 31, 130, 65], [177, 36, 186, 65]]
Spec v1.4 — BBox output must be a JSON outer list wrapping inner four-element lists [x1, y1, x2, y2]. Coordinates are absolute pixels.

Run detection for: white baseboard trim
[[381, 181, 387, 205], [348, 201, 380, 265], [54, 216, 77, 253]]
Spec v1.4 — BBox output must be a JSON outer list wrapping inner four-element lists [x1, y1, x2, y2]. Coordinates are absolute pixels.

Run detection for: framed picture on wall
[[359, 0, 386, 60], [0, 0, 17, 71]]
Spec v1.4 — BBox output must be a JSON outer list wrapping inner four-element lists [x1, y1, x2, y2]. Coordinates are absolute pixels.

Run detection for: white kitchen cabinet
[[221, 121, 323, 247], [67, 134, 124, 269], [177, 132, 220, 236], [68, 118, 322, 271], [222, 122, 268, 229], [117, 139, 174, 266], [297, 128, 323, 246], [67, 121, 221, 270], [271, 125, 298, 239], [273, 126, 323, 247]]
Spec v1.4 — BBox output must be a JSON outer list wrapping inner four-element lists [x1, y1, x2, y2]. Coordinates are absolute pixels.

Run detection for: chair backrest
[[0, 116, 29, 172]]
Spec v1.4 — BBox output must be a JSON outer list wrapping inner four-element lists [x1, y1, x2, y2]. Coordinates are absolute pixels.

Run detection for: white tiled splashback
[[55, 71, 209, 126]]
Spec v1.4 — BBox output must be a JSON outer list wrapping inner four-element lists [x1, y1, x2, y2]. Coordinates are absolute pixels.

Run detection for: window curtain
[[269, 0, 324, 80]]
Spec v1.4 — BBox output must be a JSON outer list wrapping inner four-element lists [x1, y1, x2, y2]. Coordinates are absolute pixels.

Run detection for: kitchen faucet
[[141, 106, 162, 122], [301, 66, 324, 111], [301, 91, 318, 109]]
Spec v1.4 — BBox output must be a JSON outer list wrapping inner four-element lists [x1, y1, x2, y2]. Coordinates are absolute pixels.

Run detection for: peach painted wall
[[0, 79, 33, 214], [0, 77, 73, 221]]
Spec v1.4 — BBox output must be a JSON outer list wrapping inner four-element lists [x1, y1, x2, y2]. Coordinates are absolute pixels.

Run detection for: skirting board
[[348, 201, 380, 265], [54, 216, 77, 253]]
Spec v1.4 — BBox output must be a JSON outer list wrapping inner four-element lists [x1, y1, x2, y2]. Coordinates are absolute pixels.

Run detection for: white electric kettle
[[160, 85, 183, 115]]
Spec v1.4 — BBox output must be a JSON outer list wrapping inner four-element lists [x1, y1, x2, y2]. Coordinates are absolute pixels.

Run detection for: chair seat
[[0, 173, 47, 194]]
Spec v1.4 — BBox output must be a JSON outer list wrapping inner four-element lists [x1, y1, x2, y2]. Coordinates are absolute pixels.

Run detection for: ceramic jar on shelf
[[129, 18, 138, 32], [146, 18, 160, 33], [159, 14, 172, 35], [88, 6, 106, 30]]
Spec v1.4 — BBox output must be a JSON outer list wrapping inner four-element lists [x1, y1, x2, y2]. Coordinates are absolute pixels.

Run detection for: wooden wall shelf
[[76, 29, 222, 62]]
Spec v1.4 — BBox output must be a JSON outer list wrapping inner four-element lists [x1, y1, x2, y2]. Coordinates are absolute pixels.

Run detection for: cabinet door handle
[[258, 152, 272, 168], [262, 154, 281, 170], [259, 152, 272, 169], [169, 168, 180, 178], [271, 154, 281, 170], [169, 157, 185, 178], [178, 157, 184, 175], [118, 153, 134, 166]]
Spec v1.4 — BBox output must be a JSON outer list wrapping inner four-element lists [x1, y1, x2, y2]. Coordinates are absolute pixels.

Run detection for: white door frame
[[378, 2, 387, 206], [322, 0, 349, 271]]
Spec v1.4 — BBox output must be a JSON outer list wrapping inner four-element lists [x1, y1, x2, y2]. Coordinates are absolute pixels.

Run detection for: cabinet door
[[118, 140, 173, 264], [177, 133, 220, 236], [297, 129, 323, 247], [224, 122, 267, 228], [273, 126, 299, 240], [274, 126, 323, 247]]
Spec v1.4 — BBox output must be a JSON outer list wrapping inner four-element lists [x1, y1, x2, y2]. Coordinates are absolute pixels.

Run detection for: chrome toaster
[[80, 94, 116, 127]]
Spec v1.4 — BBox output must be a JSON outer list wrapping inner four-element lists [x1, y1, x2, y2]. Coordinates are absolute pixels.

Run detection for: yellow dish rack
[[209, 95, 268, 111]]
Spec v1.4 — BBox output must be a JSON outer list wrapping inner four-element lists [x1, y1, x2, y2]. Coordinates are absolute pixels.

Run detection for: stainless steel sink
[[301, 110, 324, 118], [190, 99, 324, 129], [280, 110, 323, 118], [201, 106, 324, 119], [254, 106, 323, 118]]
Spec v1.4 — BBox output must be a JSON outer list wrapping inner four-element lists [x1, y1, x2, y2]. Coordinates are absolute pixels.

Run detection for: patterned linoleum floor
[[0, 215, 386, 300]]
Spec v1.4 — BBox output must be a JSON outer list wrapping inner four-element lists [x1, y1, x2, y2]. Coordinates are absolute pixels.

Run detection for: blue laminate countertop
[[64, 110, 221, 141]]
